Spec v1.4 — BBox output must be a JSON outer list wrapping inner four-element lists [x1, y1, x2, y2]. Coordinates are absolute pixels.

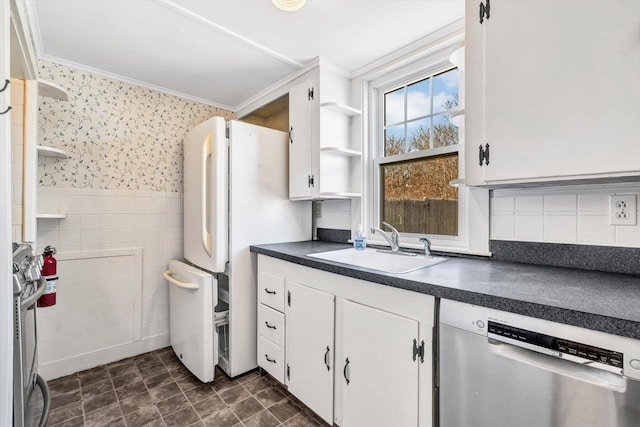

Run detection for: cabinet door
[[285, 281, 335, 424], [467, 0, 640, 184], [341, 300, 419, 427], [463, 0, 488, 186], [289, 81, 313, 199]]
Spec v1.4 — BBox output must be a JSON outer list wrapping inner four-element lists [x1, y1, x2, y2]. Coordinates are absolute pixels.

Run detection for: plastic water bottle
[[354, 224, 366, 250]]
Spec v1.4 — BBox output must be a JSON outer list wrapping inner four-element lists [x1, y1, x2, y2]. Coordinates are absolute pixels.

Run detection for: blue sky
[[384, 68, 459, 147]]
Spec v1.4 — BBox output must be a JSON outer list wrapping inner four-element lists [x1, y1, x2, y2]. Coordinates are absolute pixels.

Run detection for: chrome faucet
[[371, 221, 400, 252], [418, 236, 432, 257]]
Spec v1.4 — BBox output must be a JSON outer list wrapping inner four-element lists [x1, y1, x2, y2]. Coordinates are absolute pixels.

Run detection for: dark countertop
[[250, 241, 640, 340]]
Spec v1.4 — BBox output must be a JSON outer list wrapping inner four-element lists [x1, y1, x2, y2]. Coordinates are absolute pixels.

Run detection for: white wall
[[33, 61, 234, 375], [1, 0, 14, 420], [11, 79, 24, 241], [36, 186, 182, 341], [490, 184, 640, 247], [38, 247, 145, 380]]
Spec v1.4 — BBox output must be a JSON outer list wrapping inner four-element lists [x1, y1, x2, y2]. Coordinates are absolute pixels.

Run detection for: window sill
[[364, 238, 492, 258]]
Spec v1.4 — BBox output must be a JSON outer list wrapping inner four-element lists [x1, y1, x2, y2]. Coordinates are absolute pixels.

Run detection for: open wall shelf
[[38, 79, 69, 101], [320, 102, 362, 117], [37, 145, 68, 159], [320, 147, 362, 157], [35, 213, 66, 219]]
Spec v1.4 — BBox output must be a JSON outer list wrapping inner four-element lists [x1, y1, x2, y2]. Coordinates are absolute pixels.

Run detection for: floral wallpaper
[[38, 61, 234, 192]]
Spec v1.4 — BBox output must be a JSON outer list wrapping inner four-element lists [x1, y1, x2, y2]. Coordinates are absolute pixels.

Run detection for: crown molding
[[40, 54, 235, 111]]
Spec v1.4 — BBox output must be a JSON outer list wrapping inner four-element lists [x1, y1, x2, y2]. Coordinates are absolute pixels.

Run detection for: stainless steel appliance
[[438, 299, 640, 427], [12, 243, 50, 427]]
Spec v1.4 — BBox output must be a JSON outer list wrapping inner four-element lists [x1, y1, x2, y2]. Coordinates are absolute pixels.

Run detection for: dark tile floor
[[45, 347, 331, 427]]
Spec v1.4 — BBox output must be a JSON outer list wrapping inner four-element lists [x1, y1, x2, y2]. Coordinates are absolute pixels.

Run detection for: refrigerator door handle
[[201, 134, 213, 256], [163, 270, 199, 290]]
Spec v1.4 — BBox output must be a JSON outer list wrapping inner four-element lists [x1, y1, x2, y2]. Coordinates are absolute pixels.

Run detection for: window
[[376, 67, 460, 236]]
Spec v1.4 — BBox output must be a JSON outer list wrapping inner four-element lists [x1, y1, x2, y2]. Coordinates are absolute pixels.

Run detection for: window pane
[[385, 125, 406, 156], [407, 78, 430, 120], [407, 118, 431, 151], [433, 69, 459, 113], [432, 114, 458, 148], [384, 87, 405, 126], [381, 153, 459, 236]]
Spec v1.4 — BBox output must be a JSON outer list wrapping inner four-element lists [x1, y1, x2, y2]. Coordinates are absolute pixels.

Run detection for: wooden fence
[[383, 199, 458, 236]]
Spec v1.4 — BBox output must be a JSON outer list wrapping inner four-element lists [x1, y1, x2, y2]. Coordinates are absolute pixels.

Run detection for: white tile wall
[[490, 185, 640, 247], [314, 199, 352, 230], [11, 80, 24, 242], [36, 186, 182, 339]]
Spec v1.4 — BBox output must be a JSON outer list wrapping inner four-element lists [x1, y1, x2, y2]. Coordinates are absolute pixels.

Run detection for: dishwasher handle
[[488, 339, 627, 393]]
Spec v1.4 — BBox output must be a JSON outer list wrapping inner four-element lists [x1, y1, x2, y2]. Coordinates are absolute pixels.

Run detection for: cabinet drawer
[[258, 337, 285, 384], [258, 304, 285, 348], [258, 271, 285, 312]]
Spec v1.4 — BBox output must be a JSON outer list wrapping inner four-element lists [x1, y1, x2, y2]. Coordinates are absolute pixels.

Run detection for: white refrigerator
[[166, 117, 311, 382]]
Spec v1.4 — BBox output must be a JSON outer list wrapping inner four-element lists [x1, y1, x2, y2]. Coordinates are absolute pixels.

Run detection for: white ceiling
[[28, 0, 464, 111]]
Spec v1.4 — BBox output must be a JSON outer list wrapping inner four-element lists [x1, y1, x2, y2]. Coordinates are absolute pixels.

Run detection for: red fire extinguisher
[[38, 245, 58, 307]]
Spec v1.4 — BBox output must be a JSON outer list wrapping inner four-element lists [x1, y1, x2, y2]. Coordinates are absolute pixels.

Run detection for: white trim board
[[153, 0, 304, 69], [492, 182, 640, 198], [39, 333, 169, 381], [1, 0, 14, 423], [350, 19, 464, 81], [56, 247, 143, 341]]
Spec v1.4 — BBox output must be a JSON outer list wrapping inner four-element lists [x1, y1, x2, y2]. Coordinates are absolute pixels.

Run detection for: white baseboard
[[39, 333, 170, 381]]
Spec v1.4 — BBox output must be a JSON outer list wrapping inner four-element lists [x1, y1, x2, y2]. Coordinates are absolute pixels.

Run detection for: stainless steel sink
[[307, 248, 446, 274]]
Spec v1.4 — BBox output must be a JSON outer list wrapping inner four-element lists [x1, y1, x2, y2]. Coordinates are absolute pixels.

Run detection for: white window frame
[[377, 65, 461, 237], [362, 49, 490, 255]]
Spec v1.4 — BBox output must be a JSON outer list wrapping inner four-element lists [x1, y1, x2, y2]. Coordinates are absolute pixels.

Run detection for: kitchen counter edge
[[250, 241, 640, 340]]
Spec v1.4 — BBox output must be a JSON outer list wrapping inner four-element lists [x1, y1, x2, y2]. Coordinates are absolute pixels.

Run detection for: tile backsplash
[[314, 199, 352, 231], [11, 80, 24, 242], [36, 186, 182, 340], [490, 184, 640, 247], [31, 60, 231, 373]]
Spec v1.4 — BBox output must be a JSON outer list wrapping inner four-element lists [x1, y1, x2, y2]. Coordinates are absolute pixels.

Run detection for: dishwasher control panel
[[488, 321, 624, 368]]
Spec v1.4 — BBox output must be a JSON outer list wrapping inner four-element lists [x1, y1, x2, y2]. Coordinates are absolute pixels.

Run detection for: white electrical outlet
[[609, 194, 637, 226]]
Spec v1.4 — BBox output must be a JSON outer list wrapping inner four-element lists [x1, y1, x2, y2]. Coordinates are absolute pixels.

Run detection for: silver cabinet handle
[[264, 288, 276, 295], [265, 354, 276, 364], [265, 321, 277, 330]]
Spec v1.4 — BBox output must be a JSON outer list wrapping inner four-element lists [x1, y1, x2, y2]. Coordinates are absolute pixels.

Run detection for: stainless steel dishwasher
[[438, 299, 640, 427]]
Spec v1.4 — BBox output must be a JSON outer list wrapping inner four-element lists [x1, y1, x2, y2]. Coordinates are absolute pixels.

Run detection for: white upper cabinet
[[289, 80, 315, 199], [288, 66, 362, 200], [464, 0, 640, 186]]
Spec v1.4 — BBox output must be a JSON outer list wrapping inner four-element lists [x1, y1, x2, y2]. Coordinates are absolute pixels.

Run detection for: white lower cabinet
[[286, 281, 335, 424], [257, 269, 286, 383], [258, 336, 285, 383], [342, 300, 423, 427], [257, 254, 435, 427]]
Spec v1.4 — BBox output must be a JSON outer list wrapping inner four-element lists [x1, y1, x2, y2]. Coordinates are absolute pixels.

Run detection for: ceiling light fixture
[[271, 0, 307, 12]]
